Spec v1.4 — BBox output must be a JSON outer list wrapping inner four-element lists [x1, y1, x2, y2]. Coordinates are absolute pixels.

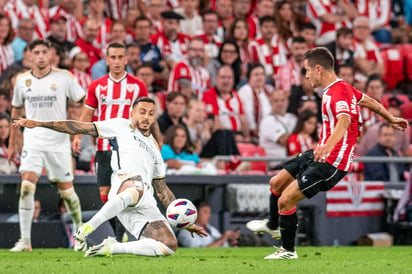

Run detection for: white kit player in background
[[8, 39, 85, 252], [13, 97, 207, 257]]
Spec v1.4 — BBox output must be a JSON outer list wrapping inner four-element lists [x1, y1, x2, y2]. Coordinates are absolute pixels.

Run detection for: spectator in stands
[[259, 89, 297, 169], [124, 6, 140, 44], [363, 123, 405, 182], [147, 0, 166, 34], [0, 88, 10, 115], [203, 65, 250, 143], [352, 17, 385, 88], [80, 0, 112, 49], [360, 74, 384, 129], [107, 20, 127, 45], [185, 99, 212, 155], [47, 14, 75, 70], [214, 0, 233, 41], [0, 14, 15, 76], [228, 18, 251, 74], [11, 18, 35, 62], [298, 22, 317, 50], [4, 0, 49, 39], [136, 63, 164, 117], [134, 16, 164, 73], [232, 0, 251, 21], [238, 63, 273, 140], [249, 0, 274, 39], [249, 16, 287, 83], [178, 199, 241, 248], [274, 0, 307, 45], [307, 0, 357, 45], [0, 113, 17, 174], [0, 46, 32, 85], [194, 9, 221, 59], [151, 11, 191, 68], [161, 124, 200, 170], [275, 36, 308, 92], [75, 19, 102, 68], [357, 97, 412, 157], [355, 0, 391, 43], [157, 92, 187, 135], [287, 109, 319, 156], [49, 0, 83, 43], [69, 47, 91, 91], [325, 27, 354, 71], [337, 64, 355, 85], [176, 0, 202, 37], [168, 38, 210, 97], [207, 40, 242, 88]]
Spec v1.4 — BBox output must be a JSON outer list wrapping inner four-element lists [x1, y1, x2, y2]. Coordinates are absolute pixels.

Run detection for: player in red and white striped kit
[[247, 47, 408, 260]]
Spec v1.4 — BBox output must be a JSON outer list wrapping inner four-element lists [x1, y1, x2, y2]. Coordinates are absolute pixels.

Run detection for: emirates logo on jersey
[[101, 95, 131, 106]]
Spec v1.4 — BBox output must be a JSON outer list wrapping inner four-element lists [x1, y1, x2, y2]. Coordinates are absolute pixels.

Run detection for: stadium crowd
[[0, 0, 411, 180]]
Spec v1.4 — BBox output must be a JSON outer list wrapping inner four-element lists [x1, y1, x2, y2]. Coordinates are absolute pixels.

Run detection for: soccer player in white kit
[[13, 97, 207, 257], [8, 39, 86, 252]]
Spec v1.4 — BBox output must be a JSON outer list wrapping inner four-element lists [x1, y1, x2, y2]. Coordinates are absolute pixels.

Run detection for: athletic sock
[[59, 188, 82, 232], [19, 181, 36, 241], [267, 190, 280, 229], [111, 238, 174, 256], [279, 207, 298, 252], [87, 190, 134, 230]]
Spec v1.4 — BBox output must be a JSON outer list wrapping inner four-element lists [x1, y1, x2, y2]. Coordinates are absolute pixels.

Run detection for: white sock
[[19, 181, 36, 241], [111, 238, 174, 256], [59, 188, 83, 232], [87, 190, 134, 230]]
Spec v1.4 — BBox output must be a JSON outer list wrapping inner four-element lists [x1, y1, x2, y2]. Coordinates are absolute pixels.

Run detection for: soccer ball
[[166, 198, 197, 229]]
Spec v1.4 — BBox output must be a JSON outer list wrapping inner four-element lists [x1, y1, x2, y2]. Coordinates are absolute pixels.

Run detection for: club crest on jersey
[[25, 79, 32, 87], [126, 84, 135, 92], [50, 83, 57, 91]]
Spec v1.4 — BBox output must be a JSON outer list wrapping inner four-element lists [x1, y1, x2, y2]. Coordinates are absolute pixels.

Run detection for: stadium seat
[[405, 53, 412, 81], [380, 47, 404, 90], [401, 102, 412, 121], [236, 143, 267, 172], [381, 93, 410, 108]]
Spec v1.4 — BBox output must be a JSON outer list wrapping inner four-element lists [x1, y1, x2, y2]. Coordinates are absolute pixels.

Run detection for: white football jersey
[[94, 118, 165, 186], [12, 68, 85, 152]]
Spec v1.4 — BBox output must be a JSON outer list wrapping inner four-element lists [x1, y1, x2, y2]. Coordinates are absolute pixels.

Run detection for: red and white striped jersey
[[318, 79, 363, 171], [106, 0, 136, 20], [150, 32, 190, 62], [71, 68, 92, 92], [248, 16, 260, 38], [275, 58, 302, 91], [80, 17, 112, 49], [352, 38, 383, 63], [287, 133, 315, 156], [0, 45, 14, 75], [168, 60, 210, 98], [202, 87, 244, 131], [49, 6, 83, 43], [249, 35, 288, 76], [5, 0, 49, 39], [307, 0, 353, 45], [355, 0, 391, 30], [85, 73, 149, 151], [192, 33, 222, 59]]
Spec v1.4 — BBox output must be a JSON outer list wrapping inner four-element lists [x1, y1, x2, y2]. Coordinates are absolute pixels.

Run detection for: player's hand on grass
[[13, 118, 39, 129], [388, 117, 409, 131], [186, 224, 208, 238]]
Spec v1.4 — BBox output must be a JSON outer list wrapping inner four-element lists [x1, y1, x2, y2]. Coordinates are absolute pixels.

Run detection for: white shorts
[[19, 148, 74, 182], [109, 173, 169, 239]]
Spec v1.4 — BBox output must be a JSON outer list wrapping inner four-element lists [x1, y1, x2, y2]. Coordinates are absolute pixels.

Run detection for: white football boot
[[10, 238, 32, 252], [74, 223, 94, 251], [264, 246, 298, 260], [84, 237, 117, 257], [246, 219, 281, 238]]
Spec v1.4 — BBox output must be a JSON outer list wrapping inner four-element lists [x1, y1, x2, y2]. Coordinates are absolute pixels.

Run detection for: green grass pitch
[[1, 246, 411, 274]]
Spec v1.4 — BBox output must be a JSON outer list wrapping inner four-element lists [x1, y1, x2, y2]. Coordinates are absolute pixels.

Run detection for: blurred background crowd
[[0, 0, 411, 181]]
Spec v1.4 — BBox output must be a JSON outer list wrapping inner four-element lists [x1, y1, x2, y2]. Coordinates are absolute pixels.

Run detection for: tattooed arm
[[13, 118, 98, 137], [152, 177, 176, 208]]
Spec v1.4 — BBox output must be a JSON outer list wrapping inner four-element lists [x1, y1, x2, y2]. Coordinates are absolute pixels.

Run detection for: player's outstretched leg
[[10, 180, 36, 252], [75, 187, 141, 251]]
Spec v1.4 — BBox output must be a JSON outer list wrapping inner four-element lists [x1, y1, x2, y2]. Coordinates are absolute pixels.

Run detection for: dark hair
[[136, 62, 154, 73], [378, 122, 393, 135], [28, 39, 51, 51], [0, 112, 10, 123], [299, 22, 316, 32], [132, 96, 155, 108], [110, 20, 126, 32], [193, 199, 209, 210], [247, 63, 265, 79], [163, 124, 193, 154], [166, 91, 186, 103], [303, 47, 334, 71], [291, 36, 306, 44], [217, 40, 242, 88], [201, 9, 218, 20], [336, 27, 352, 38], [106, 42, 126, 56], [0, 14, 14, 45], [228, 18, 249, 44], [0, 88, 10, 101], [365, 74, 383, 89], [336, 64, 354, 74], [134, 15, 152, 28], [259, 15, 276, 27], [126, 42, 140, 51], [292, 109, 319, 142]]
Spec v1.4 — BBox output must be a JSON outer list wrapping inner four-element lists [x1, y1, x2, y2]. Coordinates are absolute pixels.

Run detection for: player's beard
[[136, 120, 151, 136]]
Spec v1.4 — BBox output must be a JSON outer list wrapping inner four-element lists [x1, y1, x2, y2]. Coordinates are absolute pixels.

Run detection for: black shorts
[[282, 149, 347, 198], [95, 150, 113, 187]]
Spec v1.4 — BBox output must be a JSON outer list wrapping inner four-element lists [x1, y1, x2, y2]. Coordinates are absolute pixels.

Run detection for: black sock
[[279, 212, 298, 252], [267, 193, 280, 229]]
